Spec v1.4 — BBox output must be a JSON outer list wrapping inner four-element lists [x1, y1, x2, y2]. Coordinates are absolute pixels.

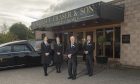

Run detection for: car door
[[12, 44, 27, 66], [12, 44, 34, 66], [22, 44, 33, 66], [0, 45, 14, 68], [26, 43, 41, 66]]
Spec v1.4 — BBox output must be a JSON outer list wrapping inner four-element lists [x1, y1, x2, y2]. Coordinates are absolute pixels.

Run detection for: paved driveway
[[0, 63, 140, 84]]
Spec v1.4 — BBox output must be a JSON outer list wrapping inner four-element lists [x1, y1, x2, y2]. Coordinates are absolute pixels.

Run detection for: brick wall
[[35, 31, 55, 40], [121, 0, 140, 66]]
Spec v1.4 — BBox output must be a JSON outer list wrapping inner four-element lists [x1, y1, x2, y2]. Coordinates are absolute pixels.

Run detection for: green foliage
[[9, 23, 35, 40], [97, 35, 106, 56], [97, 36, 106, 45], [0, 32, 18, 44], [0, 22, 35, 44]]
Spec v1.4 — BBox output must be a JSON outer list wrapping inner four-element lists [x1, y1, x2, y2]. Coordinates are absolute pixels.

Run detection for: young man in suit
[[83, 35, 95, 76], [66, 36, 78, 80]]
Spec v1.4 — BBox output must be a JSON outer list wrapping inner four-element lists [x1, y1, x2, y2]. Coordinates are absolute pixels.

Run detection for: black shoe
[[56, 70, 59, 73], [85, 73, 89, 75], [58, 69, 61, 73], [68, 77, 73, 79], [44, 73, 48, 76], [72, 76, 76, 80], [89, 74, 93, 77]]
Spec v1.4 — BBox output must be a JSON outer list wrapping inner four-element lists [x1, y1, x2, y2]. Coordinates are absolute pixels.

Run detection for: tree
[[0, 32, 18, 44], [9, 23, 35, 40], [0, 23, 8, 33], [26, 27, 35, 39]]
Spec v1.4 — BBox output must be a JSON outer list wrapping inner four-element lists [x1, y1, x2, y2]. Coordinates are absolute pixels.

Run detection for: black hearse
[[0, 40, 41, 70]]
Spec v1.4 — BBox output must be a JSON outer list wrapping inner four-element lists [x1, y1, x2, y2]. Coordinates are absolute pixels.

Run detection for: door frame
[[95, 26, 121, 62]]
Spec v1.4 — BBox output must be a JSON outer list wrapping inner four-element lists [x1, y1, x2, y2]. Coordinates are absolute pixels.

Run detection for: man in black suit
[[66, 36, 78, 80], [41, 36, 52, 76], [54, 37, 63, 73], [83, 35, 95, 76]]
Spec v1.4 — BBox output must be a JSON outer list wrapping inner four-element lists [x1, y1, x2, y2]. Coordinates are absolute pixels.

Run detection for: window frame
[[12, 44, 32, 53], [0, 45, 12, 54]]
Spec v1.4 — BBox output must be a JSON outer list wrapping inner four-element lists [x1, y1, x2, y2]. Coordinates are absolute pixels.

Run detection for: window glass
[[0, 46, 11, 53], [13, 45, 31, 52]]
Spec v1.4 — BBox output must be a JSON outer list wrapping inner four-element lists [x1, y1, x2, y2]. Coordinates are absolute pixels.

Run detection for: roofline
[[108, 0, 124, 4]]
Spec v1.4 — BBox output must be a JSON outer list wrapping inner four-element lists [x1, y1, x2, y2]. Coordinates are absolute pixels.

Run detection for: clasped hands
[[45, 53, 49, 56], [84, 51, 88, 54], [68, 54, 72, 59], [57, 52, 61, 55]]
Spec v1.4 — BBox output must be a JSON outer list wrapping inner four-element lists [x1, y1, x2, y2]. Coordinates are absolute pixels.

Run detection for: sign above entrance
[[32, 3, 98, 29], [31, 2, 124, 30]]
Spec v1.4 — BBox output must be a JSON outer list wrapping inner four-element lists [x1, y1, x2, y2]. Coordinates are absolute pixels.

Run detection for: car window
[[13, 44, 31, 52], [29, 40, 42, 51], [0, 45, 11, 53]]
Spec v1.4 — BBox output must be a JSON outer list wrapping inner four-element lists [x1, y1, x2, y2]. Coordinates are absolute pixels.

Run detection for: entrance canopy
[[31, 2, 124, 30]]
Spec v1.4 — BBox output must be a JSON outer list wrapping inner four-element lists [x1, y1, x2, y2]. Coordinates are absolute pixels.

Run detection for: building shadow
[[93, 64, 107, 76], [48, 67, 56, 74], [77, 69, 86, 78], [77, 64, 107, 78]]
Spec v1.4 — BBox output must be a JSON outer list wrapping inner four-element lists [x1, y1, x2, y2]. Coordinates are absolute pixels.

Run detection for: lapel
[[57, 43, 61, 48], [43, 42, 49, 49], [71, 43, 75, 49], [58, 43, 61, 47], [87, 42, 91, 46]]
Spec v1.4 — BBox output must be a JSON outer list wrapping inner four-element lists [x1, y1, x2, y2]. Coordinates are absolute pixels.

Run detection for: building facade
[[121, 0, 140, 66], [31, 0, 140, 67]]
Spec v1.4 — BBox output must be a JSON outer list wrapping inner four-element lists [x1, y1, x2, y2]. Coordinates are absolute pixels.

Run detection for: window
[[0, 46, 11, 53], [13, 45, 31, 52], [42, 33, 46, 40]]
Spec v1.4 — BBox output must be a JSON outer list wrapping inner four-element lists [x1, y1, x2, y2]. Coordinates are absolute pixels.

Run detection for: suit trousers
[[43, 64, 48, 75], [86, 56, 93, 75], [68, 59, 77, 77]]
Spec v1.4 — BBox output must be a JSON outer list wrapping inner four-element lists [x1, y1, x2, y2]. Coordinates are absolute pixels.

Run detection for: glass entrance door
[[96, 29, 104, 57], [105, 28, 113, 58], [96, 27, 120, 59], [114, 27, 121, 58]]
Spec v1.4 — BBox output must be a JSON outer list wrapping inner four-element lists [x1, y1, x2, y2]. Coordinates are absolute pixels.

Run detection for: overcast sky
[[0, 0, 112, 30]]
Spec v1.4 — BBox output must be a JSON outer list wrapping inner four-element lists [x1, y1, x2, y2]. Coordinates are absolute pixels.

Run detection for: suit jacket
[[54, 43, 63, 63], [83, 42, 95, 60], [41, 42, 52, 64], [66, 43, 78, 61]]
